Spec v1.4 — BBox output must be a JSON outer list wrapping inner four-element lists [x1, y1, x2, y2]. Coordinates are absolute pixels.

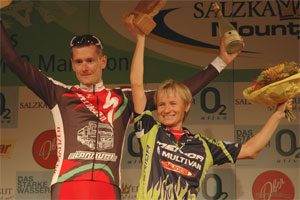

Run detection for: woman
[[126, 15, 291, 200]]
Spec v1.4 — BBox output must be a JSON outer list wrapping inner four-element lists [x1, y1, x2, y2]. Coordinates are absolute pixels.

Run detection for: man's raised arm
[[184, 34, 244, 96]]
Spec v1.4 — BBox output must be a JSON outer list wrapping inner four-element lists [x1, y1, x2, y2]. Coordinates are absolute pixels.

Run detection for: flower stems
[[285, 109, 296, 122]]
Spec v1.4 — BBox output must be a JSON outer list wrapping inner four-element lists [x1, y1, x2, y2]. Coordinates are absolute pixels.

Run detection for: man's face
[[157, 91, 191, 131], [71, 45, 107, 87]]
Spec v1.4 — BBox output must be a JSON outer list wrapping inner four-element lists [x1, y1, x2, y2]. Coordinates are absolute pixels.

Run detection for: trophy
[[122, 0, 167, 35]]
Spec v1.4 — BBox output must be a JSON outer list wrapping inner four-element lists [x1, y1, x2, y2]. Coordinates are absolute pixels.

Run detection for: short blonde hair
[[154, 79, 192, 121]]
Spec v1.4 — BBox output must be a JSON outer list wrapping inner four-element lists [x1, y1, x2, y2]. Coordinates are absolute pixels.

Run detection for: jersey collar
[[79, 81, 105, 92], [160, 124, 193, 137]]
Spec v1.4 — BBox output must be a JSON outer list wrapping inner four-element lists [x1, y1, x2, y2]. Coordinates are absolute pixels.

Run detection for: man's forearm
[[184, 57, 226, 96], [0, 22, 22, 68]]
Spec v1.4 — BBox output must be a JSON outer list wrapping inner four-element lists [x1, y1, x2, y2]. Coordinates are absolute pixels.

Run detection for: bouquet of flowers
[[243, 61, 300, 122]]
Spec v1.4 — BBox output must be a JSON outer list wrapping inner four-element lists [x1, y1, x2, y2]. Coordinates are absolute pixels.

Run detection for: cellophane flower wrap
[[243, 61, 300, 122]]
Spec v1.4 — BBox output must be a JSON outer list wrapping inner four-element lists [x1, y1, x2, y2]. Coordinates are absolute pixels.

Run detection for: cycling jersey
[[1, 22, 223, 199], [134, 109, 241, 200]]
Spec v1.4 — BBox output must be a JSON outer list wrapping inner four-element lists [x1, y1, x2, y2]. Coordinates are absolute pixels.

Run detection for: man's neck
[[80, 82, 104, 92]]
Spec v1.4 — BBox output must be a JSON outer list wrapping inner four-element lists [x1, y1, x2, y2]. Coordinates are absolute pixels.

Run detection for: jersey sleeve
[[0, 22, 64, 109], [133, 103, 157, 139], [202, 136, 241, 165], [144, 90, 156, 111], [184, 64, 220, 96], [123, 87, 157, 113]]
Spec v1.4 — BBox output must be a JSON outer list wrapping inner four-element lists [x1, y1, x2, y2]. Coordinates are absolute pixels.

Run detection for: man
[[0, 8, 242, 200]]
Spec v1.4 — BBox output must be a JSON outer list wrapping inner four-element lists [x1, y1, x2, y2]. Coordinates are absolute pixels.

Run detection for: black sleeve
[[184, 64, 219, 96], [204, 136, 242, 165], [0, 22, 63, 109], [122, 88, 156, 114], [145, 90, 156, 111]]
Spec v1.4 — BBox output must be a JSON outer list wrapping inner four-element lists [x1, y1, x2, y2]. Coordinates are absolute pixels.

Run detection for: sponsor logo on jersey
[[77, 121, 114, 150], [63, 87, 122, 126], [157, 141, 203, 171], [157, 140, 204, 161], [160, 160, 195, 177], [68, 151, 117, 162]]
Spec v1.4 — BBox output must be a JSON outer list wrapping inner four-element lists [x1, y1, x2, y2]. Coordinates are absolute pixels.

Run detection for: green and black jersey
[[134, 109, 241, 200]]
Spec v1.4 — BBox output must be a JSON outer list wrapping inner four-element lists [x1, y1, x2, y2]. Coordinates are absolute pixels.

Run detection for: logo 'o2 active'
[[202, 174, 228, 200], [128, 131, 141, 157], [275, 129, 300, 159], [188, 85, 232, 124], [200, 87, 226, 115], [0, 92, 11, 124]]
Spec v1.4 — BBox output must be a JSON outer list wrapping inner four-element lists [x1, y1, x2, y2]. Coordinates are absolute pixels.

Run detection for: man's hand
[[0, 0, 12, 9], [218, 34, 245, 64]]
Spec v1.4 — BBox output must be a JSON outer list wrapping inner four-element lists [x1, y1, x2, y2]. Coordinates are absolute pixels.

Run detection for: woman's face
[[157, 91, 190, 130]]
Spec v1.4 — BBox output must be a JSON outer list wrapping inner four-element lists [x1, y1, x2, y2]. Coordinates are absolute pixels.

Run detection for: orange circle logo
[[32, 130, 58, 169], [252, 170, 295, 200]]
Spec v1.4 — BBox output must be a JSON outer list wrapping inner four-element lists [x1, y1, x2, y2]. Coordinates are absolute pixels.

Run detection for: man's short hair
[[70, 34, 104, 58]]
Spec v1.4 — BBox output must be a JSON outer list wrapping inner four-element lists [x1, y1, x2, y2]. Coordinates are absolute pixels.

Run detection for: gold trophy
[[122, 0, 167, 35]]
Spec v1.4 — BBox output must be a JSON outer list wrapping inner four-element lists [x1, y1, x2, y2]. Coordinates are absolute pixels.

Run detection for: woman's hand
[[275, 99, 293, 120], [124, 14, 145, 40]]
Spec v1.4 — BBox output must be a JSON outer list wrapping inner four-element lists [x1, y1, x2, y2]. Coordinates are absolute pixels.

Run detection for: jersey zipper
[[91, 84, 99, 180]]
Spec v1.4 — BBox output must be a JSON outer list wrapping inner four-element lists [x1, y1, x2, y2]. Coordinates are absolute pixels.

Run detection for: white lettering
[[68, 151, 117, 161]]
